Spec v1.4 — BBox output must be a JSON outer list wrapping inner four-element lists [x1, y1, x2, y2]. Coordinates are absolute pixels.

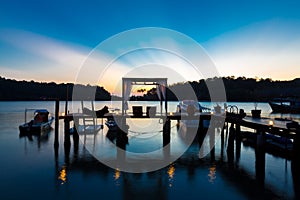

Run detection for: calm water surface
[[0, 101, 299, 199]]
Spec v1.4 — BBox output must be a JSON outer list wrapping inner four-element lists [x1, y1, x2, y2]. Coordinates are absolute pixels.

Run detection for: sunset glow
[[0, 1, 300, 91]]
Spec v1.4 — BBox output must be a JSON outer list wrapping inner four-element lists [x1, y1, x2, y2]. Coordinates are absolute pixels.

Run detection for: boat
[[19, 109, 54, 135], [176, 100, 211, 129], [269, 97, 300, 113]]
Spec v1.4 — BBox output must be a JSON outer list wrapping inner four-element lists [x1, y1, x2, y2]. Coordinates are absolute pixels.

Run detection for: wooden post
[[220, 124, 225, 162], [235, 123, 241, 163], [64, 118, 71, 146], [54, 99, 59, 149], [227, 123, 235, 164], [163, 117, 171, 147], [255, 130, 265, 188], [210, 127, 215, 161], [73, 116, 79, 154]]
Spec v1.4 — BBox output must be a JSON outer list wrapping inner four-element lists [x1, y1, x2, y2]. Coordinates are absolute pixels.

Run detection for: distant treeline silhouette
[[0, 76, 299, 101], [0, 77, 111, 101], [131, 76, 300, 102]]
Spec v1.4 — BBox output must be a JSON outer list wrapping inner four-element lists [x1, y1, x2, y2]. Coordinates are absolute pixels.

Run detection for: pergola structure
[[122, 77, 168, 116]]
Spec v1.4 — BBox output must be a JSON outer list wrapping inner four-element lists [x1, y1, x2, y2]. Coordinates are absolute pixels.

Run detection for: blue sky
[[1, 0, 300, 89]]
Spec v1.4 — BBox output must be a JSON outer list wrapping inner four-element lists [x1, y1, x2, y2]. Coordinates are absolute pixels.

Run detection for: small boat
[[269, 97, 300, 113], [19, 109, 54, 135]]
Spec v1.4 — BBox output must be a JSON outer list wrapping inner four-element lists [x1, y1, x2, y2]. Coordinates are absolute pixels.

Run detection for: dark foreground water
[[0, 101, 299, 200]]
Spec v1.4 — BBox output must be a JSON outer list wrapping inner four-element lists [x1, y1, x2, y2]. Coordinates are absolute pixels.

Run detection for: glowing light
[[269, 120, 274, 126], [169, 112, 173, 116], [58, 165, 67, 185], [61, 112, 65, 116], [114, 168, 121, 180], [167, 163, 175, 187], [208, 164, 216, 184]]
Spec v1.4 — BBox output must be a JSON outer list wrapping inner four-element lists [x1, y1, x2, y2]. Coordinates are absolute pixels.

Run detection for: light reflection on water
[[0, 101, 299, 199]]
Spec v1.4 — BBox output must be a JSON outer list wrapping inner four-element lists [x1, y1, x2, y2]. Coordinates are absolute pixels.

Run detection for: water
[[0, 101, 299, 199]]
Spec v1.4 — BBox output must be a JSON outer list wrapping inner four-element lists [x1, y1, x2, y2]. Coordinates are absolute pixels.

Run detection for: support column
[[227, 123, 235, 164], [235, 123, 241, 163], [163, 117, 171, 147], [64, 118, 71, 157], [220, 124, 225, 162], [73, 116, 79, 154], [255, 130, 265, 189], [54, 99, 59, 149]]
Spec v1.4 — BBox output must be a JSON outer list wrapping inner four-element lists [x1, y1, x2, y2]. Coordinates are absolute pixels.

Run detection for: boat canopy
[[34, 109, 49, 114]]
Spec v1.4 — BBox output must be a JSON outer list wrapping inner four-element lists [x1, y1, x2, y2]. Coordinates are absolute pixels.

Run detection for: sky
[[1, 0, 300, 93]]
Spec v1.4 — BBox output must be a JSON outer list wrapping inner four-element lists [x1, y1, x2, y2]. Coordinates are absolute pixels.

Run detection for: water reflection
[[167, 163, 175, 187], [58, 165, 67, 185], [208, 163, 216, 184], [114, 168, 121, 186], [19, 129, 51, 149]]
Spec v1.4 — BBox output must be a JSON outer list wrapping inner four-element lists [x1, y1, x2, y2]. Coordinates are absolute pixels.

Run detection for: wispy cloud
[[0, 29, 91, 83]]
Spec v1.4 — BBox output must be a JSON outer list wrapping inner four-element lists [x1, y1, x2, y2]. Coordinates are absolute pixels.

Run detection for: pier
[[53, 99, 300, 189], [53, 76, 300, 188], [55, 99, 299, 154]]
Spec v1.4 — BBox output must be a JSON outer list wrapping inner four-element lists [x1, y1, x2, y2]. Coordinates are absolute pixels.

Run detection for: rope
[[128, 124, 178, 138]]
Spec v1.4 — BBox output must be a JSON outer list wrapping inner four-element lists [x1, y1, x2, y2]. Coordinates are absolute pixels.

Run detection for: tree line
[[131, 77, 300, 102], [0, 77, 111, 101], [0, 76, 299, 102]]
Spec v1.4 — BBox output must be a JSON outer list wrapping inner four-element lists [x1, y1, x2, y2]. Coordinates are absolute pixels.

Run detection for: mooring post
[[227, 123, 235, 164], [73, 116, 79, 154], [54, 99, 59, 149], [163, 117, 171, 147], [64, 118, 71, 147]]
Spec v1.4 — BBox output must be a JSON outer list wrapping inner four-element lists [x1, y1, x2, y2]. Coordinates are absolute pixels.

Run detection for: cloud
[[0, 29, 92, 83]]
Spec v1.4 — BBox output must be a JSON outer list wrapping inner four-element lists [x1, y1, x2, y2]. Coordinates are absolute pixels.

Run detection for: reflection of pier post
[[64, 117, 71, 157], [227, 123, 235, 164], [210, 126, 215, 161], [220, 124, 225, 162], [235, 123, 241, 163], [116, 117, 128, 163], [255, 130, 265, 188], [197, 118, 205, 147], [73, 116, 79, 155], [54, 99, 59, 149], [287, 121, 300, 198]]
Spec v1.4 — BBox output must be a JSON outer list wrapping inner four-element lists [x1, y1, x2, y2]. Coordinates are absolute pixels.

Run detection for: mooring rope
[[128, 124, 178, 137]]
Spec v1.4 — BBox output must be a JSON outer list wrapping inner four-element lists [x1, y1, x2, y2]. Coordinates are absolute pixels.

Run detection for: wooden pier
[[53, 99, 300, 188], [55, 100, 299, 153]]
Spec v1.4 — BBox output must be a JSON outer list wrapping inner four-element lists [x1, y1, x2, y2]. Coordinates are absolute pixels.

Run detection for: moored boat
[[19, 109, 54, 135], [269, 97, 300, 113]]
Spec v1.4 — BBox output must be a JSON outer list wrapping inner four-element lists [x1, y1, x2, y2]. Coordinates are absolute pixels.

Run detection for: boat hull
[[19, 117, 54, 135], [269, 102, 300, 113]]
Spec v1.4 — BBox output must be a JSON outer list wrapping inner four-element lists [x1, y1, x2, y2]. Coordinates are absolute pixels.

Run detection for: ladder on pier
[[80, 101, 102, 134]]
